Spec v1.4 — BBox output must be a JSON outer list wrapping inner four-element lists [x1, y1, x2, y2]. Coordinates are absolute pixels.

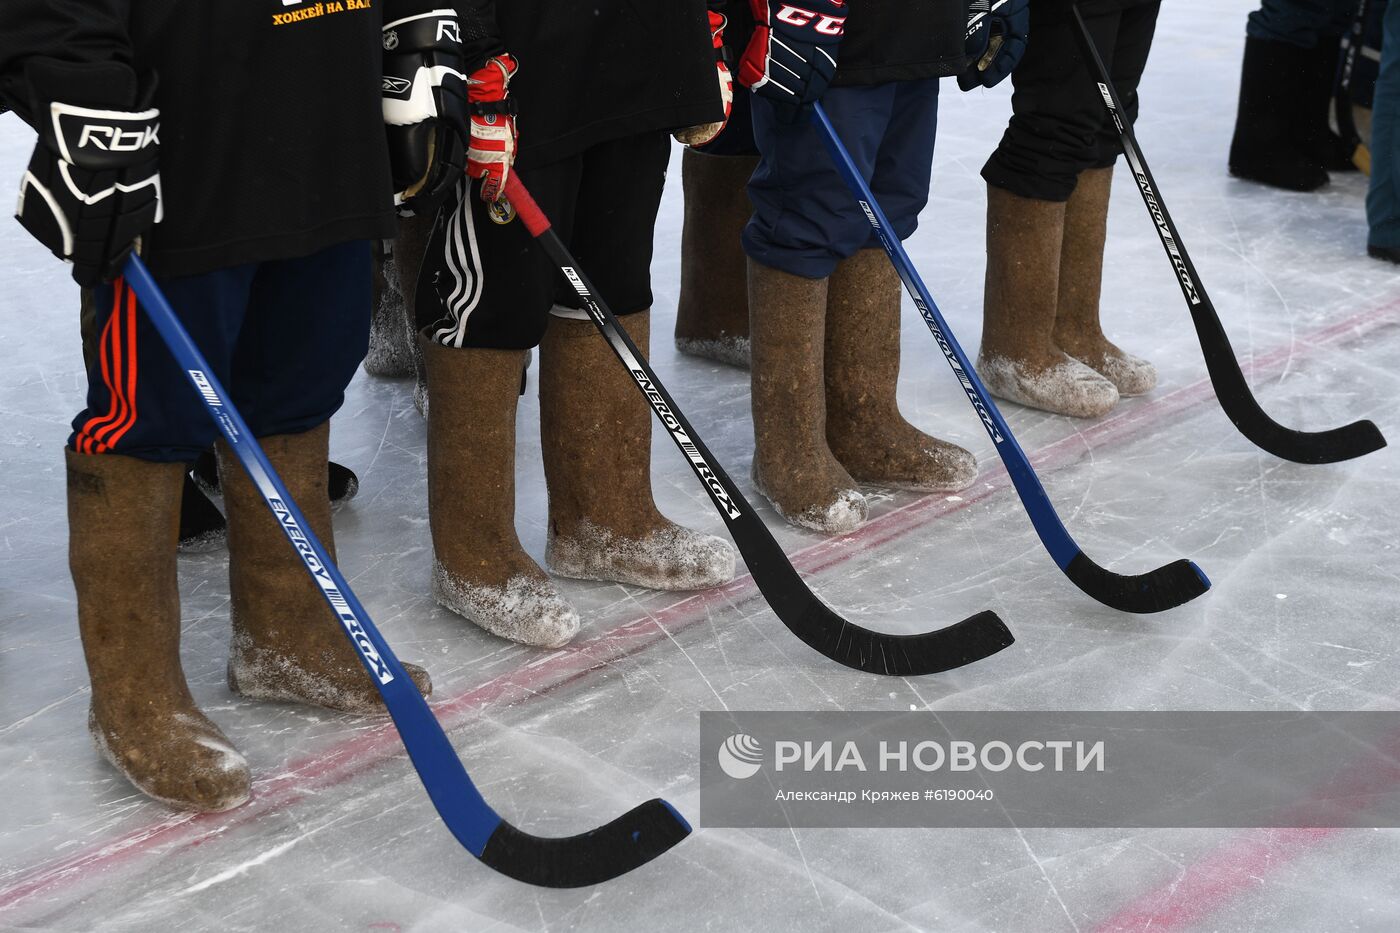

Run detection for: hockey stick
[[1071, 5, 1387, 464], [501, 174, 1014, 675], [121, 253, 689, 888], [1335, 0, 1373, 174], [811, 103, 1209, 614]]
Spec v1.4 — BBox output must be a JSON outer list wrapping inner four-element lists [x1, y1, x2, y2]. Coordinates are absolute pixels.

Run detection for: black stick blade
[[1064, 553, 1211, 614], [1204, 336, 1388, 463], [478, 799, 692, 888], [1232, 412, 1387, 465], [788, 602, 1015, 676]]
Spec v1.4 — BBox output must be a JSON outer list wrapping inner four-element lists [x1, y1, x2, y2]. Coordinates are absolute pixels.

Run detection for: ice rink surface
[[2, 2, 1399, 929]]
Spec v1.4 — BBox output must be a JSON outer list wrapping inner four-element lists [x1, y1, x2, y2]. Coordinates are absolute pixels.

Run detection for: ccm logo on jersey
[[78, 124, 159, 152], [775, 4, 846, 36]]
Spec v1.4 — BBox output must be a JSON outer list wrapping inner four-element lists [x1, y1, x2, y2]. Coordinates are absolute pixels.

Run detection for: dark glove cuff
[[24, 58, 143, 114]]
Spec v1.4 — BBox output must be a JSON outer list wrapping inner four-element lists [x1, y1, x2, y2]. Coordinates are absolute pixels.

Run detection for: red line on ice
[[0, 299, 1395, 918]]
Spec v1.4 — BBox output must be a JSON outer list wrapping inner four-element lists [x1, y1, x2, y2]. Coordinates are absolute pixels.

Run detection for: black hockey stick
[[502, 174, 1014, 675], [813, 104, 1209, 615], [1334, 0, 1372, 174], [123, 254, 689, 887], [1072, 5, 1387, 464]]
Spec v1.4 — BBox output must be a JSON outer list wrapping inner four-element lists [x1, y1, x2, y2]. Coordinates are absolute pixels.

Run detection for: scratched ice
[[2, 3, 1399, 930]]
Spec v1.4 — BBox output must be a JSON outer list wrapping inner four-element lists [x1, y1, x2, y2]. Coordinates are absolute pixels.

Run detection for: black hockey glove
[[15, 61, 161, 287], [382, 9, 470, 216], [739, 0, 847, 118], [959, 0, 1029, 91]]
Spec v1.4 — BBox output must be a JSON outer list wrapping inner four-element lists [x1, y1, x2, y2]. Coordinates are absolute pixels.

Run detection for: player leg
[[416, 175, 580, 648], [542, 132, 736, 591], [217, 240, 432, 713], [824, 77, 978, 493], [1054, 2, 1161, 398], [742, 85, 902, 533], [675, 87, 760, 368], [977, 7, 1124, 419], [69, 269, 256, 811], [1230, 0, 1355, 191]]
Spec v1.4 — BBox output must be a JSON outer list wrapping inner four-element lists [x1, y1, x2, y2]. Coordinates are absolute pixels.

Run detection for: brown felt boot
[[395, 213, 436, 418], [1053, 167, 1157, 398], [364, 238, 417, 378], [422, 337, 579, 647], [976, 184, 1120, 419], [825, 249, 978, 492], [219, 423, 432, 713], [675, 149, 760, 368], [749, 259, 868, 534], [67, 450, 250, 812], [541, 312, 735, 590]]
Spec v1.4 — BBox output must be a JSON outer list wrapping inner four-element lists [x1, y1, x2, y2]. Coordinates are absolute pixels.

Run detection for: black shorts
[[982, 2, 1162, 202], [417, 132, 671, 350]]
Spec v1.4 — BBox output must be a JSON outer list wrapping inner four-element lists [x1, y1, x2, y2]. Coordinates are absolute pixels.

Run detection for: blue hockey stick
[[122, 253, 689, 887], [811, 103, 1210, 614]]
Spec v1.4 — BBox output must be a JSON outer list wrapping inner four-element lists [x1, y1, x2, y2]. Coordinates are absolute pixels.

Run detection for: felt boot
[[541, 312, 735, 590]]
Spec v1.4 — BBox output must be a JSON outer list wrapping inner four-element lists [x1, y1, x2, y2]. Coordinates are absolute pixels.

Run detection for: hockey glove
[[959, 0, 1029, 91], [383, 9, 470, 215], [674, 12, 735, 148], [15, 61, 161, 287], [465, 53, 518, 202], [739, 1, 846, 118]]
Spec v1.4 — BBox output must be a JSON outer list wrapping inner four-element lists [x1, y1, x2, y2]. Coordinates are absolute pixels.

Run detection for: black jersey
[[1037, 0, 1160, 22], [455, 0, 725, 170], [835, 0, 971, 86], [0, 0, 424, 279], [721, 1, 972, 88]]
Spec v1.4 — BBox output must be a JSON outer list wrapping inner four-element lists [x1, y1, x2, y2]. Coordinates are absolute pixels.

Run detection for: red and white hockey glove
[[738, 0, 846, 116], [382, 9, 470, 216], [465, 54, 518, 203], [674, 12, 735, 148]]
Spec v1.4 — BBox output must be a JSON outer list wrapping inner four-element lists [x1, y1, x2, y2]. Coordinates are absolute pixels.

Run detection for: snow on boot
[[178, 469, 226, 553], [977, 184, 1119, 420], [750, 259, 869, 533], [1229, 37, 1330, 192], [421, 337, 579, 648], [393, 214, 435, 418], [219, 423, 432, 713], [67, 450, 250, 812], [363, 238, 417, 378], [825, 249, 977, 492], [1053, 167, 1157, 398], [675, 149, 759, 368], [541, 311, 735, 590]]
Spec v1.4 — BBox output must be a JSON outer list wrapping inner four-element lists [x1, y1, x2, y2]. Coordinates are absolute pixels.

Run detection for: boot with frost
[[674, 149, 759, 368], [541, 311, 735, 590], [363, 238, 417, 378], [976, 184, 1120, 419], [68, 450, 251, 811], [749, 259, 868, 533], [422, 337, 580, 647], [218, 422, 432, 712], [825, 249, 978, 491], [1053, 167, 1156, 397]]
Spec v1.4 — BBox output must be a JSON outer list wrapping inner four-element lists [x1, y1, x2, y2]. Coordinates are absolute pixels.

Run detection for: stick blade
[[478, 799, 691, 888], [789, 602, 1015, 676], [1237, 415, 1387, 465], [1064, 553, 1211, 614]]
